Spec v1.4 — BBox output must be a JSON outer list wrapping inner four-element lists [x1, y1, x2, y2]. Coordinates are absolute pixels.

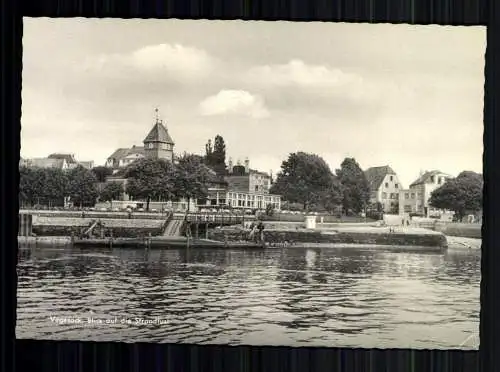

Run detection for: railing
[[183, 212, 255, 224]]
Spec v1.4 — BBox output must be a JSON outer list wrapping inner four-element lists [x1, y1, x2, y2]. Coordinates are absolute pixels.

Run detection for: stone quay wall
[[208, 227, 447, 248]]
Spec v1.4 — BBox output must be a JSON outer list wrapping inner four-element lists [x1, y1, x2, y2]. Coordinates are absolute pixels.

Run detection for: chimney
[[228, 157, 233, 174], [244, 157, 250, 173]]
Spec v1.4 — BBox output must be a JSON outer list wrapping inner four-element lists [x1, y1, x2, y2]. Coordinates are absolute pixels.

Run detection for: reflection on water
[[16, 243, 480, 349]]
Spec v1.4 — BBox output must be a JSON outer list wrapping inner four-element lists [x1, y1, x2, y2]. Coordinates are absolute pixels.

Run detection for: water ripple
[[16, 243, 480, 349]]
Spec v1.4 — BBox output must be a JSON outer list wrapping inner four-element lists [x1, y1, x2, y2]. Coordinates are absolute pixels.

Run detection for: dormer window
[[430, 175, 435, 183]]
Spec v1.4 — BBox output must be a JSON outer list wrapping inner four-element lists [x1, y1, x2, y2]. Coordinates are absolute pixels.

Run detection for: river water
[[16, 243, 480, 349]]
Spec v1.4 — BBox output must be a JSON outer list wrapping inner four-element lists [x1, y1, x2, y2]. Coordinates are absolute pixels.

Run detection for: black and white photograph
[[17, 18, 484, 349]]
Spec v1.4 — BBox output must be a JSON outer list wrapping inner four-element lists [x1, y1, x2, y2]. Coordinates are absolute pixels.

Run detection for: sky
[[21, 19, 485, 187]]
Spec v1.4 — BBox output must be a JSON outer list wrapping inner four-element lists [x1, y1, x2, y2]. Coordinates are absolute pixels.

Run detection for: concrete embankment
[[31, 216, 167, 238], [208, 226, 448, 251]]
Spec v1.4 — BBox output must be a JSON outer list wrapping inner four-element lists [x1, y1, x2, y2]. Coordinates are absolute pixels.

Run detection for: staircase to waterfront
[[162, 218, 184, 237]]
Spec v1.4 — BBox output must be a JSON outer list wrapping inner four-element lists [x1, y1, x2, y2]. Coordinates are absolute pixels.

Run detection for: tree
[[91, 166, 113, 183], [270, 152, 342, 211], [429, 171, 483, 221], [19, 166, 40, 206], [42, 168, 69, 207], [66, 165, 99, 208], [173, 153, 215, 210], [205, 139, 213, 162], [318, 181, 344, 214], [124, 158, 175, 211], [336, 158, 370, 215], [19, 166, 69, 207], [265, 203, 275, 216], [99, 182, 124, 208], [204, 135, 227, 175]]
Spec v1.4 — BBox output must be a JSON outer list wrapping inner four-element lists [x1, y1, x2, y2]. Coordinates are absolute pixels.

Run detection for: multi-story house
[[364, 165, 403, 213], [398, 170, 453, 217], [198, 157, 281, 211]]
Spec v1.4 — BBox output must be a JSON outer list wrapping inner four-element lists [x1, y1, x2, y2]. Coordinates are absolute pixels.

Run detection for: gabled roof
[[364, 165, 396, 191], [48, 153, 77, 163], [107, 146, 145, 161], [143, 121, 174, 144], [409, 170, 452, 187]]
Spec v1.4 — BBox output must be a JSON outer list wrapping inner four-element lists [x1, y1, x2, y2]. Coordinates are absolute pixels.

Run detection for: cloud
[[130, 43, 214, 77], [81, 43, 215, 81], [243, 59, 394, 113], [199, 90, 270, 119], [246, 59, 363, 89]]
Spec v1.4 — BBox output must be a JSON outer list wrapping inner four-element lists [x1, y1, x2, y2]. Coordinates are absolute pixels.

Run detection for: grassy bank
[[434, 222, 481, 239], [21, 209, 168, 220], [32, 216, 167, 238]]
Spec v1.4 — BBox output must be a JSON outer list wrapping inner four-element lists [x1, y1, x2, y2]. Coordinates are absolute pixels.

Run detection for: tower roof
[[143, 120, 174, 145]]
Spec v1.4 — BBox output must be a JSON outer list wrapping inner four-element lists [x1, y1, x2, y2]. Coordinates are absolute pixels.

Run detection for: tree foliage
[[429, 171, 483, 221], [336, 158, 370, 214], [99, 182, 124, 205], [91, 166, 113, 183], [66, 165, 99, 207], [270, 152, 343, 211], [124, 158, 175, 210], [174, 153, 216, 209], [204, 135, 227, 175], [19, 166, 68, 207], [318, 181, 344, 214]]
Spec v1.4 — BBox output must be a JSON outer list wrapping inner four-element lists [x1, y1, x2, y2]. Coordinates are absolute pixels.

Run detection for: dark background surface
[[1, 0, 497, 371]]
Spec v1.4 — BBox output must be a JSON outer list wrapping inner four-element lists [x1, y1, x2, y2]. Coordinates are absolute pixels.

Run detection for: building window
[[438, 177, 442, 184], [405, 193, 409, 199], [390, 176, 393, 181], [411, 193, 415, 198], [385, 182, 389, 188], [395, 183, 399, 189], [255, 185, 259, 191], [417, 192, 423, 198], [382, 192, 387, 199], [430, 175, 435, 183]]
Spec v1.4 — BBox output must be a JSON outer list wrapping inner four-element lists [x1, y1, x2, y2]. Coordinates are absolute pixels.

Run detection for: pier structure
[[18, 213, 33, 236], [176, 211, 255, 239]]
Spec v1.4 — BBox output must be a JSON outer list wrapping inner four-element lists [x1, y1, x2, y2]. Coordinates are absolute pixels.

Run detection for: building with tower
[[105, 109, 175, 169], [143, 117, 175, 161]]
